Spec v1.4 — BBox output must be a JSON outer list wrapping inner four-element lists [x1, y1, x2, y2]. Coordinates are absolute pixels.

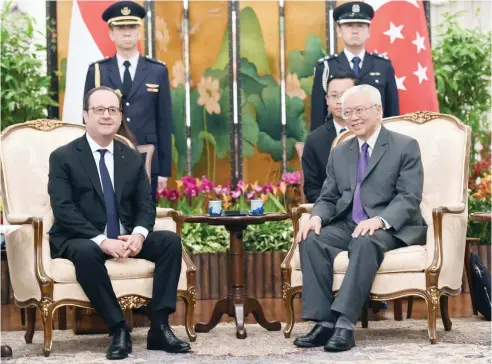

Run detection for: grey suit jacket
[[312, 125, 427, 246]]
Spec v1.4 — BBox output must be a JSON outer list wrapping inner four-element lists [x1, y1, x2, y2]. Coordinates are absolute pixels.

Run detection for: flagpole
[[327, 0, 336, 55], [182, 0, 192, 176], [229, 0, 242, 188], [279, 0, 287, 174]]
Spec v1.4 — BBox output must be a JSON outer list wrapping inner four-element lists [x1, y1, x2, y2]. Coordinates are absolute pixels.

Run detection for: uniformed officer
[[84, 1, 173, 200], [310, 1, 399, 131]]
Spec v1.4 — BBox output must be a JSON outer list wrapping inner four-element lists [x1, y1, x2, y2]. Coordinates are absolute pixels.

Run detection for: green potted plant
[[1, 0, 57, 130]]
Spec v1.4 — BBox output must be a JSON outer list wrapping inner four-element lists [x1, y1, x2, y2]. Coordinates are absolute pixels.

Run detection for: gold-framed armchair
[[281, 111, 471, 343], [0, 120, 197, 357]]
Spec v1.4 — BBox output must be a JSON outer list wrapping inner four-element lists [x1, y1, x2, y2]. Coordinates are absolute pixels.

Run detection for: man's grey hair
[[340, 84, 382, 108]]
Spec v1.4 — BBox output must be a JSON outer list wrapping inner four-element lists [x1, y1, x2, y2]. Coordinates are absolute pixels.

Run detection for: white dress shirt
[[86, 134, 148, 245], [357, 124, 381, 157], [116, 53, 140, 82], [333, 119, 347, 135], [344, 49, 366, 72]]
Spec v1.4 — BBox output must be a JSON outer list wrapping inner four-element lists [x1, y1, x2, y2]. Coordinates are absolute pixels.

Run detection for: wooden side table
[[465, 211, 491, 315], [184, 213, 289, 339]]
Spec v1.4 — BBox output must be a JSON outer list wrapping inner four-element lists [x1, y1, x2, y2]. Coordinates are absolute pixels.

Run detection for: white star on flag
[[395, 75, 407, 91], [413, 62, 428, 84], [383, 22, 404, 44], [412, 32, 426, 53]]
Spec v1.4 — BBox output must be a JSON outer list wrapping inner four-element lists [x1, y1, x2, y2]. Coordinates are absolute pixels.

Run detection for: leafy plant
[[1, 0, 57, 130], [243, 220, 293, 252], [432, 11, 491, 165], [433, 11, 492, 245], [181, 220, 293, 253]]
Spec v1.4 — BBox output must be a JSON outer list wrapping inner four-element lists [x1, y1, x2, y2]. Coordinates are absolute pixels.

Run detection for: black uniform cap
[[102, 1, 146, 26], [333, 2, 374, 25]]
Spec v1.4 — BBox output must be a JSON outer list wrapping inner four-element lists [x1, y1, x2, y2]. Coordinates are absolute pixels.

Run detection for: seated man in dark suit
[[48, 87, 190, 360], [303, 73, 357, 203], [294, 84, 426, 352]]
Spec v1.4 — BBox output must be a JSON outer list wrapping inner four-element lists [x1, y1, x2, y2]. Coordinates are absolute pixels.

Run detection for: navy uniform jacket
[[310, 52, 399, 131], [84, 55, 173, 177]]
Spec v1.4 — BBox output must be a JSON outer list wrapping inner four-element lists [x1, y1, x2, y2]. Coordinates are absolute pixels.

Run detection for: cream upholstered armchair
[[281, 111, 471, 343], [0, 120, 197, 357]]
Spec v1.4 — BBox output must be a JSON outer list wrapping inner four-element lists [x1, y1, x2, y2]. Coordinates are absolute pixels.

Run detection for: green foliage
[[467, 196, 491, 245], [181, 220, 293, 253], [243, 220, 293, 252], [1, 1, 57, 130], [432, 11, 491, 162], [250, 84, 307, 161], [287, 34, 324, 79]]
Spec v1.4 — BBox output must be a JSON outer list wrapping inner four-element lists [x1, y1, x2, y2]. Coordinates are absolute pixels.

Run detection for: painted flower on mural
[[171, 61, 186, 88], [155, 16, 170, 52], [285, 73, 306, 100], [197, 76, 221, 115]]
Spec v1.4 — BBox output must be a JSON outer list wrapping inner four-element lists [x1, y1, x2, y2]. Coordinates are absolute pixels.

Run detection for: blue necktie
[[340, 128, 347, 134], [98, 149, 119, 239], [352, 143, 369, 223], [352, 56, 361, 77]]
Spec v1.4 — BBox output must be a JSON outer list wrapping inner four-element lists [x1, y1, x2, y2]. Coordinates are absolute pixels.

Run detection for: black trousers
[[299, 219, 404, 324], [62, 231, 182, 328]]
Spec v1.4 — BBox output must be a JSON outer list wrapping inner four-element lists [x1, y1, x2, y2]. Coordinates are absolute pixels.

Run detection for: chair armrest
[[6, 213, 37, 225], [154, 208, 184, 236], [280, 204, 314, 271], [435, 203, 466, 214], [426, 203, 468, 289], [4, 214, 51, 303]]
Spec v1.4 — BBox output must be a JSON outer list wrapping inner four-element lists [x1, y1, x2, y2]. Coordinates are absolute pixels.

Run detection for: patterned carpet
[[1, 318, 490, 363]]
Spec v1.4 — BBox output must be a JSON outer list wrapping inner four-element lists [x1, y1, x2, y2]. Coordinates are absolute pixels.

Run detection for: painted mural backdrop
[[57, 1, 326, 185]]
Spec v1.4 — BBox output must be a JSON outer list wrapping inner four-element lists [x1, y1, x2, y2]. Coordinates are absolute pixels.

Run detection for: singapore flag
[[365, 0, 439, 113]]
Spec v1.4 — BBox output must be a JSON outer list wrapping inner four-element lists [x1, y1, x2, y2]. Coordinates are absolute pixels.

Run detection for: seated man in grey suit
[[294, 84, 426, 352]]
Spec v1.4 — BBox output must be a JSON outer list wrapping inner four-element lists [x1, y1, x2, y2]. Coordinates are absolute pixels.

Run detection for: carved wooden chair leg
[[283, 291, 297, 338], [123, 309, 133, 333], [440, 295, 452, 331], [407, 296, 414, 319], [360, 300, 369, 328], [393, 299, 403, 321], [182, 293, 197, 342], [40, 302, 54, 357], [24, 307, 37, 344], [426, 290, 438, 344]]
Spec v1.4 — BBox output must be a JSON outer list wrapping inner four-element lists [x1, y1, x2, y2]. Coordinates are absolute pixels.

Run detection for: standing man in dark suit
[[48, 87, 190, 360], [310, 1, 399, 131], [84, 1, 172, 200], [294, 84, 426, 352], [303, 73, 357, 203]]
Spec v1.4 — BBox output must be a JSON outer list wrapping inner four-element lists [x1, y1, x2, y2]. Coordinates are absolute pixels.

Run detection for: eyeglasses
[[341, 104, 377, 120], [89, 106, 121, 115], [326, 94, 343, 101]]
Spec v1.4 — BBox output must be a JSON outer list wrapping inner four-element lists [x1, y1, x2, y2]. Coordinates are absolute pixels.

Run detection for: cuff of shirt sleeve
[[91, 234, 107, 246], [132, 226, 149, 240], [379, 217, 392, 230]]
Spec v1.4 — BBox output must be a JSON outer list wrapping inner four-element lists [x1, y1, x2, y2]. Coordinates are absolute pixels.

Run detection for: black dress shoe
[[324, 327, 355, 352], [106, 328, 131, 360], [293, 324, 334, 348], [147, 324, 191, 353]]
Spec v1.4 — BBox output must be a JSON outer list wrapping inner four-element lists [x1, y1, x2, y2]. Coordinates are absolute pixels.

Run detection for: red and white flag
[[365, 0, 439, 113], [62, 0, 117, 123]]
